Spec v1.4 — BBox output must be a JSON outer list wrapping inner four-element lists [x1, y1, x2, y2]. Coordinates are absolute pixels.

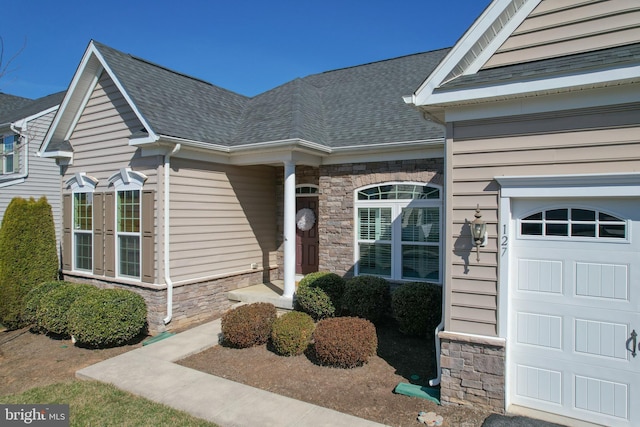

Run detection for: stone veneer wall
[[318, 159, 444, 276], [64, 267, 278, 334], [439, 331, 506, 412]]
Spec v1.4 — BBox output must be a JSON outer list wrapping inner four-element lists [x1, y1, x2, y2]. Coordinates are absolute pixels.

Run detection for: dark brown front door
[[296, 197, 319, 274]]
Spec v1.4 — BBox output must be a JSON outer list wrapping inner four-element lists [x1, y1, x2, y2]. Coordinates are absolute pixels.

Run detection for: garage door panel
[[510, 198, 640, 426]]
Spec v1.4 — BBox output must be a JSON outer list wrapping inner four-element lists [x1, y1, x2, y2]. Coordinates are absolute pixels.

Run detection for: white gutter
[[163, 143, 181, 325], [0, 120, 29, 188]]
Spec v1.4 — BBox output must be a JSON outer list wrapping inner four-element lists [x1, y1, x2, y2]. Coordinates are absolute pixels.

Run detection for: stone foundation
[[439, 331, 506, 413], [63, 267, 279, 334]]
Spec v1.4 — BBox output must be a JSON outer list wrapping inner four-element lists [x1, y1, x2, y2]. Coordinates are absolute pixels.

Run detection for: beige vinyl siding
[[0, 110, 62, 251], [169, 158, 277, 282], [63, 71, 160, 281], [447, 103, 640, 336], [484, 0, 640, 69]]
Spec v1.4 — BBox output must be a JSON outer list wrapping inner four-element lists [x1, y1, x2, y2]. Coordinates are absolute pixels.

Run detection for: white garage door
[[509, 198, 640, 427]]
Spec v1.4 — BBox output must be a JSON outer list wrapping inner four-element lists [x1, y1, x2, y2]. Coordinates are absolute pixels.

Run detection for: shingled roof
[[435, 43, 640, 93], [0, 91, 65, 125], [91, 41, 448, 149]]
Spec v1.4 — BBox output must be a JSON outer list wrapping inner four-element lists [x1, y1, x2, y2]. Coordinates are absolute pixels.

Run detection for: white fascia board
[[39, 150, 73, 159], [21, 105, 59, 125], [90, 44, 159, 143], [496, 172, 640, 198], [445, 80, 640, 122], [410, 0, 528, 107], [423, 65, 640, 108]]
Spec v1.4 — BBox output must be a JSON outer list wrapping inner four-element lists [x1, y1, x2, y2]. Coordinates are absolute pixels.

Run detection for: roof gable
[[407, 0, 640, 115]]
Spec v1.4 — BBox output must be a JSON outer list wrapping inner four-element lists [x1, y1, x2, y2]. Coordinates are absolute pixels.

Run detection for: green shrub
[[68, 289, 147, 347], [270, 311, 315, 356], [22, 281, 66, 332], [313, 317, 377, 368], [295, 272, 345, 320], [36, 283, 97, 336], [295, 285, 335, 320], [391, 282, 442, 336], [0, 197, 58, 329], [221, 303, 277, 348], [341, 276, 390, 324], [298, 272, 345, 309]]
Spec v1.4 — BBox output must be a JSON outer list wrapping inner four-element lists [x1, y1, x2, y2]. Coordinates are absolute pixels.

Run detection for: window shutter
[[93, 193, 104, 275], [62, 194, 72, 271], [141, 190, 155, 283], [104, 192, 115, 277]]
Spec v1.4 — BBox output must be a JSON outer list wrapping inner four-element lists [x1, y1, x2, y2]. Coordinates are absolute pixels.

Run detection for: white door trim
[[496, 172, 640, 415]]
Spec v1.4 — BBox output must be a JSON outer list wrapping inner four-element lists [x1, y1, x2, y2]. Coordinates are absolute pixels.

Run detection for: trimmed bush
[[341, 276, 390, 324], [68, 288, 147, 347], [270, 311, 315, 356], [221, 303, 277, 348], [313, 317, 377, 368], [295, 285, 335, 320], [36, 283, 97, 336], [295, 272, 345, 320], [391, 282, 442, 336], [0, 197, 58, 329], [22, 281, 66, 332]]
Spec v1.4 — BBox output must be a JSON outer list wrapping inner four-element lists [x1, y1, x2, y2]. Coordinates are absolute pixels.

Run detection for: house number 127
[[501, 224, 508, 256]]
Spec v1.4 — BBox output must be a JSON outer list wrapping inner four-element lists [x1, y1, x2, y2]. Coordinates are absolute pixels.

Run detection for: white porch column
[[283, 160, 296, 300]]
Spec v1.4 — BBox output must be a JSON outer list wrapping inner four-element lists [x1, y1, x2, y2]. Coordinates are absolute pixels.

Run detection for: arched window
[[66, 173, 99, 272], [109, 168, 147, 280], [355, 183, 442, 283], [295, 184, 319, 196], [519, 207, 627, 240]]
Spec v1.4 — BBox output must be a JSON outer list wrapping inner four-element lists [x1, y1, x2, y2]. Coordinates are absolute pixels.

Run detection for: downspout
[[163, 143, 181, 325], [0, 121, 29, 188]]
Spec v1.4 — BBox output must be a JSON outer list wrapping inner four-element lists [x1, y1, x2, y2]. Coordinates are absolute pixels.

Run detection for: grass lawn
[[1, 380, 217, 427]]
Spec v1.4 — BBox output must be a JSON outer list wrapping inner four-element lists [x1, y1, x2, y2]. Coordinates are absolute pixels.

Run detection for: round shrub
[[270, 311, 315, 356], [221, 303, 277, 348], [295, 272, 345, 320], [298, 272, 345, 310], [68, 289, 147, 347], [22, 281, 66, 332], [391, 282, 442, 336], [313, 317, 377, 368], [295, 285, 335, 320], [36, 283, 97, 336], [341, 276, 390, 324]]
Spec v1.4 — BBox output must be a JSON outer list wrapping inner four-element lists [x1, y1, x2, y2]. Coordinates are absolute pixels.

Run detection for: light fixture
[[471, 204, 487, 262]]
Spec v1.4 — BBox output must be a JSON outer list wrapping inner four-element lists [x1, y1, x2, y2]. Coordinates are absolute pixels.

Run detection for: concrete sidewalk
[[76, 319, 388, 427]]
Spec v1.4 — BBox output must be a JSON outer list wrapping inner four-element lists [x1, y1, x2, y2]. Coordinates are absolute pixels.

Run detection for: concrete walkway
[[76, 319, 388, 427]]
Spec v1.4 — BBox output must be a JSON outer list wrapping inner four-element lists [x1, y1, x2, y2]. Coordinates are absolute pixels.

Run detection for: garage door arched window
[[355, 183, 442, 283], [520, 207, 627, 240]]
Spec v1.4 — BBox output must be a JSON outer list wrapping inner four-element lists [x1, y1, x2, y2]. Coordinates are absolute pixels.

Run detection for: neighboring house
[[41, 41, 448, 332], [0, 91, 66, 250], [406, 0, 640, 425]]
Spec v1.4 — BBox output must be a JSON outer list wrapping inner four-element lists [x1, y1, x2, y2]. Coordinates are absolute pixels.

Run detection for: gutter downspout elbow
[[163, 143, 181, 325]]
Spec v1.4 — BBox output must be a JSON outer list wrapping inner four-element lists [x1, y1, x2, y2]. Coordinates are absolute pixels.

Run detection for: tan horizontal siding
[[169, 158, 277, 282], [448, 105, 640, 337], [484, 0, 640, 68]]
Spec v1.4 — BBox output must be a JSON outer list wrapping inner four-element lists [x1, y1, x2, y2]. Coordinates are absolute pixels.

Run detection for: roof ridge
[[316, 47, 452, 76]]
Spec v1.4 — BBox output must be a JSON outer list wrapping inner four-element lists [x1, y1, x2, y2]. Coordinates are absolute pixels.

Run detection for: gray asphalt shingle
[[92, 41, 448, 149]]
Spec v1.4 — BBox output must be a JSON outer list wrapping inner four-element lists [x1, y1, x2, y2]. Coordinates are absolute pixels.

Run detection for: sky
[[1, 0, 492, 100]]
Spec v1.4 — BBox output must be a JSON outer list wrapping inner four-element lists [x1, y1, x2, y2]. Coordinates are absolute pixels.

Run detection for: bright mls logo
[[1, 405, 69, 426]]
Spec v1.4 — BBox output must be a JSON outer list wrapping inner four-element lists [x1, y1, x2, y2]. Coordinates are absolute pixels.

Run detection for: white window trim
[[66, 173, 99, 273], [354, 182, 442, 283], [109, 168, 146, 281], [1, 134, 17, 175], [295, 184, 319, 197]]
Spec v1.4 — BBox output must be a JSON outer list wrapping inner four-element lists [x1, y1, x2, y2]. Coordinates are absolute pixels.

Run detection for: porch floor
[[226, 280, 295, 310]]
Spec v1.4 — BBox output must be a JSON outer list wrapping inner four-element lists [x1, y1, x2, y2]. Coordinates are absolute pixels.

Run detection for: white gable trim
[[41, 41, 159, 157], [408, 0, 540, 107]]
